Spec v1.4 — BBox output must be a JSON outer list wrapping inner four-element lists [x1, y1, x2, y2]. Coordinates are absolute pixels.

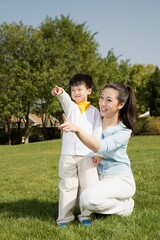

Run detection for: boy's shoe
[[81, 219, 91, 226], [58, 222, 68, 228]]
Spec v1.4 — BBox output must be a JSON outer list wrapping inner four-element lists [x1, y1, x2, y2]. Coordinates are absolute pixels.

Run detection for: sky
[[0, 0, 160, 67]]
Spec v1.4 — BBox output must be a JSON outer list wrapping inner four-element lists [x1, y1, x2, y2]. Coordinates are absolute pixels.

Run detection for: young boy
[[51, 73, 102, 227]]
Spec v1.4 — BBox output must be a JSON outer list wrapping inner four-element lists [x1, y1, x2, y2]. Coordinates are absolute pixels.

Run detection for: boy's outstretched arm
[[51, 85, 63, 96], [51, 86, 73, 115]]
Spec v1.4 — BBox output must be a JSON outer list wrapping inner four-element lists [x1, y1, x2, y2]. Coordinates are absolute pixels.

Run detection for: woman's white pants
[[80, 175, 136, 216]]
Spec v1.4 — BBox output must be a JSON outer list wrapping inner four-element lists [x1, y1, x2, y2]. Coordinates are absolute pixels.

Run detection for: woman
[[59, 82, 137, 219]]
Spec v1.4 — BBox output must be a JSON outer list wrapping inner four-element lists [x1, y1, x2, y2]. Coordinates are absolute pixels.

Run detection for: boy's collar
[[76, 101, 91, 113]]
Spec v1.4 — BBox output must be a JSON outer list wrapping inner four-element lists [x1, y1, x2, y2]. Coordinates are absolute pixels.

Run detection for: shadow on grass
[[0, 198, 58, 221]]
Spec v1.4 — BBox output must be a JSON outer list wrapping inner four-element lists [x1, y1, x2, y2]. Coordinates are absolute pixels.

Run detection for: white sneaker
[[117, 198, 134, 217]]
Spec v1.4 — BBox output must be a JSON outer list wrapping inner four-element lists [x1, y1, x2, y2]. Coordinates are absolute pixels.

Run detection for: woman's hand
[[59, 114, 100, 153], [58, 114, 79, 133], [93, 156, 102, 166]]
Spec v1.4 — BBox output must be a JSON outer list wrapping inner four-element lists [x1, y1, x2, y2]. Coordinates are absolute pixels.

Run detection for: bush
[[0, 129, 8, 145], [29, 134, 44, 143], [136, 116, 160, 134], [144, 116, 160, 133], [136, 118, 146, 134]]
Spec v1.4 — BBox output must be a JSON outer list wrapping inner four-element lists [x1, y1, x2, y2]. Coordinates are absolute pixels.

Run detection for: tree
[[0, 17, 103, 143], [0, 22, 46, 143], [129, 64, 156, 114], [149, 67, 160, 116], [0, 23, 25, 144], [38, 15, 102, 116]]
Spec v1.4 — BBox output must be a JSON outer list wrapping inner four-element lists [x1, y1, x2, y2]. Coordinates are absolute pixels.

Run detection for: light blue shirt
[[97, 121, 133, 177]]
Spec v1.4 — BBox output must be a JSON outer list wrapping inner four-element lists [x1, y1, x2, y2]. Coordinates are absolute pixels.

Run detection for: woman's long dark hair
[[104, 82, 137, 134]]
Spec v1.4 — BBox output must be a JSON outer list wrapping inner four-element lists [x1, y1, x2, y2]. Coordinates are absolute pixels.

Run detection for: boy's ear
[[87, 88, 92, 95]]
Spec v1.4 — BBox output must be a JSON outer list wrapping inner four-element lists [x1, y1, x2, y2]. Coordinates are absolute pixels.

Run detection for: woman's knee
[[80, 187, 97, 209]]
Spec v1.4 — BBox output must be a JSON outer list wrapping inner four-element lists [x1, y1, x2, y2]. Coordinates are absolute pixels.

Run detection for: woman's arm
[[58, 114, 100, 152]]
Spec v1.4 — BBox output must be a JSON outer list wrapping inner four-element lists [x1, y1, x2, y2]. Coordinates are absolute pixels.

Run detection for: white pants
[[57, 155, 99, 224], [80, 175, 136, 216]]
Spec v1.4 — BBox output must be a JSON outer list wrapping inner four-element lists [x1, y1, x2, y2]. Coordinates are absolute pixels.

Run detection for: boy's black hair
[[69, 73, 94, 89]]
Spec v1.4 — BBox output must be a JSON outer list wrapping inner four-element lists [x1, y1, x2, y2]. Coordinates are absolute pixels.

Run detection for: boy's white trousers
[[57, 155, 99, 224], [80, 175, 136, 216]]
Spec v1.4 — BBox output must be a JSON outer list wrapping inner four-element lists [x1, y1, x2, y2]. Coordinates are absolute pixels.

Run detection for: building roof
[[29, 114, 42, 125]]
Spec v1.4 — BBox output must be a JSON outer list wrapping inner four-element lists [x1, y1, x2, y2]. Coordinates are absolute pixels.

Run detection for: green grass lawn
[[0, 136, 160, 240]]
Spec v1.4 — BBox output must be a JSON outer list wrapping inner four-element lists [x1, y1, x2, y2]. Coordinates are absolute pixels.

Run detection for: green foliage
[[136, 116, 160, 134], [129, 64, 156, 113], [0, 137, 160, 239], [38, 15, 100, 119], [136, 118, 146, 134], [0, 22, 47, 143], [0, 16, 104, 143], [143, 116, 160, 133], [148, 67, 160, 116], [40, 15, 100, 84]]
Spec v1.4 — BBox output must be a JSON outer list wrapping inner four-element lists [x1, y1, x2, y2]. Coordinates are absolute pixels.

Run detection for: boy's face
[[71, 83, 92, 102]]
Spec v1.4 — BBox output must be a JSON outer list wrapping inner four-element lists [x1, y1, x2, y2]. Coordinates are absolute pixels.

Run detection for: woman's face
[[99, 87, 123, 118]]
